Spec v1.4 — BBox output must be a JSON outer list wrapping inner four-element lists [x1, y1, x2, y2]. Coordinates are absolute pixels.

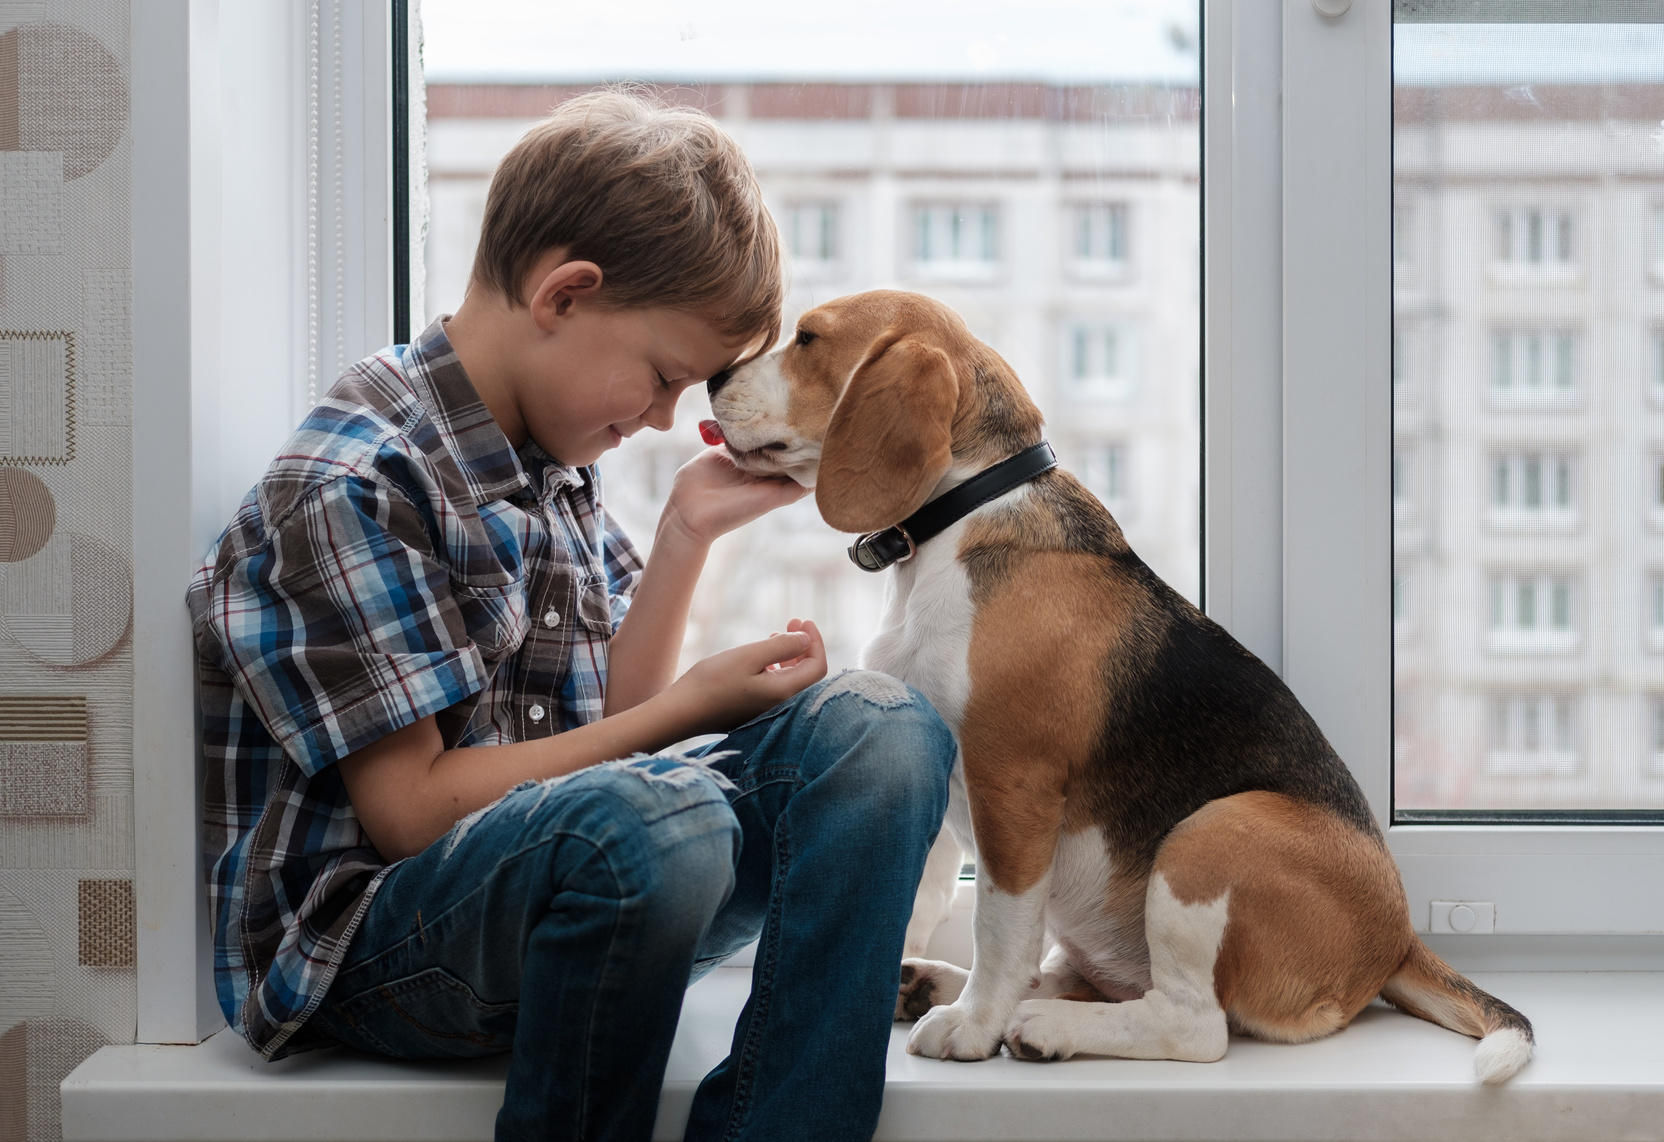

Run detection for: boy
[[188, 91, 956, 1141]]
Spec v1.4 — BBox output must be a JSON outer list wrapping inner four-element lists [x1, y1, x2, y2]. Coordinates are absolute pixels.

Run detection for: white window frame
[[1216, 0, 1664, 950], [132, 0, 400, 1044]]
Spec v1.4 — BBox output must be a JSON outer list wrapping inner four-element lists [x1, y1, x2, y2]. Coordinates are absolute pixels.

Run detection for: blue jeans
[[308, 671, 956, 1142]]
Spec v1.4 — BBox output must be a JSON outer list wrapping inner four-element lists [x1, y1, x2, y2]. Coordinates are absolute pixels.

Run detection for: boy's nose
[[645, 396, 677, 431]]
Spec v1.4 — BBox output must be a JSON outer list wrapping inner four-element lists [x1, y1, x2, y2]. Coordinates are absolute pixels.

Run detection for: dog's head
[[707, 290, 1041, 533]]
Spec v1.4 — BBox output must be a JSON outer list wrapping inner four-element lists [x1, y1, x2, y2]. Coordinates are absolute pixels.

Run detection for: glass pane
[[1392, 7, 1664, 816], [419, 1, 1201, 673]]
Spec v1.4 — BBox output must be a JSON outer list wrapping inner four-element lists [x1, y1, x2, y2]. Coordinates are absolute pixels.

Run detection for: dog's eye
[[795, 329, 817, 347]]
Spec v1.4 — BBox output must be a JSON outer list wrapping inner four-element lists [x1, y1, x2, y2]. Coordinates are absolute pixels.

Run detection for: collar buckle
[[848, 526, 916, 573]]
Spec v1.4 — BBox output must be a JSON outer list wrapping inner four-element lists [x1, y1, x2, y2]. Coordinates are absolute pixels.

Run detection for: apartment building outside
[[1392, 81, 1664, 812]]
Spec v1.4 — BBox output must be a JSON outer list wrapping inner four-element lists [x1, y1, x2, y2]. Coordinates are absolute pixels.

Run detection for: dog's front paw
[[907, 1000, 1005, 1061], [1004, 999, 1089, 1062], [896, 958, 970, 1021]]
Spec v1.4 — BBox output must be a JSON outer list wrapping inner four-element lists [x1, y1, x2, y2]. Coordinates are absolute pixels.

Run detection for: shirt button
[[543, 609, 561, 629], [528, 704, 545, 723]]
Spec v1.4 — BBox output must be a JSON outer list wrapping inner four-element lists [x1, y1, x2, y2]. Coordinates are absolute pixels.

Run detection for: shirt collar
[[517, 437, 594, 506], [400, 317, 531, 507]]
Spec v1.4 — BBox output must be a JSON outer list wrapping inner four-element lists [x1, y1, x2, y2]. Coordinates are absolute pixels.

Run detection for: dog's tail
[[1378, 936, 1533, 1084]]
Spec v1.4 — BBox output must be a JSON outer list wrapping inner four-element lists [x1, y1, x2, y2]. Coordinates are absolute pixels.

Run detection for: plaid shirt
[[188, 319, 643, 1059]]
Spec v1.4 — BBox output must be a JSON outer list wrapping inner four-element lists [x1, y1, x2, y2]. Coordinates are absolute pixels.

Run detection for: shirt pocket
[[575, 574, 616, 638], [450, 576, 530, 661]]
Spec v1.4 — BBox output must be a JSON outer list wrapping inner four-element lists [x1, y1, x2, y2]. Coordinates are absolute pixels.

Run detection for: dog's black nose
[[706, 369, 732, 396]]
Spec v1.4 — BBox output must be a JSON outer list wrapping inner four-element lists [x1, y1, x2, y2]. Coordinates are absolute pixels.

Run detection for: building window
[[1393, 568, 1410, 634], [784, 202, 838, 271], [1649, 573, 1664, 651], [1077, 441, 1127, 511], [1490, 329, 1578, 406], [1067, 202, 1129, 278], [1061, 321, 1135, 402], [1650, 327, 1664, 403], [1651, 454, 1664, 526], [1652, 205, 1664, 281], [1489, 450, 1576, 528], [911, 202, 998, 279], [1393, 202, 1411, 270], [1494, 206, 1574, 267], [1487, 571, 1577, 653], [1651, 696, 1664, 778], [1392, 446, 1417, 523], [1485, 694, 1579, 776]]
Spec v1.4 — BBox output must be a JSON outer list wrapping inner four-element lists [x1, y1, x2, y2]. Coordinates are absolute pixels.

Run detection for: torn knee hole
[[808, 669, 914, 715]]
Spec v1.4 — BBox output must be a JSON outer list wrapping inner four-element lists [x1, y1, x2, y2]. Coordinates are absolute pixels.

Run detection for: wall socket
[[1429, 900, 1496, 934]]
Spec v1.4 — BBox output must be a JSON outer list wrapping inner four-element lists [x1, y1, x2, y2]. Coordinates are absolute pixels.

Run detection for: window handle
[[1314, 0, 1352, 14]]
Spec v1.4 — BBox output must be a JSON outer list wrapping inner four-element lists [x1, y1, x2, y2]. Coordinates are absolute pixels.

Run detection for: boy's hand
[[660, 447, 809, 546], [663, 618, 828, 734]]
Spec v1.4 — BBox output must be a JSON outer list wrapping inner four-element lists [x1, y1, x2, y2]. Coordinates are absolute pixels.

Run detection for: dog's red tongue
[[698, 419, 726, 446]]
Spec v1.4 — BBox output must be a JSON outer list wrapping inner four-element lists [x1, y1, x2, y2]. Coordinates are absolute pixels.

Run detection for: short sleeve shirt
[[187, 318, 644, 1059]]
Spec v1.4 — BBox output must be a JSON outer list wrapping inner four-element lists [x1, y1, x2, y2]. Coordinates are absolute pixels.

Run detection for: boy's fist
[[666, 618, 827, 733]]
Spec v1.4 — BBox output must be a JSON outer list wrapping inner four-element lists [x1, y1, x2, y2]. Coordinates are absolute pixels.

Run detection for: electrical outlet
[[1429, 900, 1496, 934]]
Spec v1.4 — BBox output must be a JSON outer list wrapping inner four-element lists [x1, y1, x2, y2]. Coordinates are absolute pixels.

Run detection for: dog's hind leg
[[901, 939, 1093, 1022], [896, 819, 969, 1020], [896, 958, 969, 1020], [904, 828, 963, 959]]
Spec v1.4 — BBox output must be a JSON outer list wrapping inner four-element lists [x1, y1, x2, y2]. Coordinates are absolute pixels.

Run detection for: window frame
[[1260, 0, 1664, 937], [132, 0, 404, 1045]]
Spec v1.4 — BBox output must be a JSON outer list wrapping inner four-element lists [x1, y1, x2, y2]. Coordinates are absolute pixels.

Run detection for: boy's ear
[[815, 333, 959, 533], [528, 259, 603, 324]]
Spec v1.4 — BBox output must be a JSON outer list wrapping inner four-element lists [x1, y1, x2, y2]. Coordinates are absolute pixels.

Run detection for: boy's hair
[[472, 88, 783, 352]]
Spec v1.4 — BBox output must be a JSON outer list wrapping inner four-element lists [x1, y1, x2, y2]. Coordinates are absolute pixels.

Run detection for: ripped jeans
[[307, 670, 956, 1142]]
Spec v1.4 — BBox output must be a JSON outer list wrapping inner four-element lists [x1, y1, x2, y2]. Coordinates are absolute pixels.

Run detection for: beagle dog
[[706, 290, 1533, 1081]]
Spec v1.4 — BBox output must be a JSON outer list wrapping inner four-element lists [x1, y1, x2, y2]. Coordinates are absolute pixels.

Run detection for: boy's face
[[522, 304, 752, 469], [518, 302, 751, 468]]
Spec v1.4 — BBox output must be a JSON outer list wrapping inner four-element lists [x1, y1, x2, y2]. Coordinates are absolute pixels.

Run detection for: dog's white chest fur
[[859, 515, 976, 734], [858, 512, 980, 855]]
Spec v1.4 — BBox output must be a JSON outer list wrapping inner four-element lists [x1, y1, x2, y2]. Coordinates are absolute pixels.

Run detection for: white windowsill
[[62, 969, 1664, 1141]]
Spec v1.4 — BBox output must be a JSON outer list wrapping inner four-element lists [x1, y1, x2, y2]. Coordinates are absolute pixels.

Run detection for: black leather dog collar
[[847, 442, 1057, 572]]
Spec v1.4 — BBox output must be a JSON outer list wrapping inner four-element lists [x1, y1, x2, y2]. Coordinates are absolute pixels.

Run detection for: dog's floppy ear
[[816, 332, 959, 533]]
